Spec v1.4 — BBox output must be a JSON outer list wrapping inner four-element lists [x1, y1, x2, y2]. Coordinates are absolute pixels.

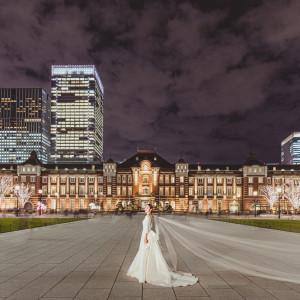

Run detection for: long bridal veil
[[158, 216, 300, 284]]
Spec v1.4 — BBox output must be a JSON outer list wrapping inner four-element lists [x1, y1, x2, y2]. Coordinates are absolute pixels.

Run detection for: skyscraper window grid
[[50, 65, 104, 164], [0, 88, 50, 164], [281, 132, 300, 164]]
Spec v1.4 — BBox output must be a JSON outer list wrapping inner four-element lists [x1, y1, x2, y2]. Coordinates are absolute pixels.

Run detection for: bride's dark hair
[[147, 203, 153, 213]]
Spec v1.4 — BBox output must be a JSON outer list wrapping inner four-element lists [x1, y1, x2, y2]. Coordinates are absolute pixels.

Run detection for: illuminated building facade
[[281, 132, 300, 164], [0, 88, 50, 164], [50, 65, 104, 164], [0, 149, 298, 215]]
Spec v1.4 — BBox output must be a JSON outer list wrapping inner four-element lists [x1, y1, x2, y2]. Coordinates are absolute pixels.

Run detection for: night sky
[[1, 0, 300, 164]]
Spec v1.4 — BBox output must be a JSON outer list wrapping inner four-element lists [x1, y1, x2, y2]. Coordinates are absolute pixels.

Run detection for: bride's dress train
[[127, 215, 198, 287]]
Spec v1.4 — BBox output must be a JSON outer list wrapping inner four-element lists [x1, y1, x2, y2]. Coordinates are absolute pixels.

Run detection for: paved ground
[[0, 215, 300, 300]]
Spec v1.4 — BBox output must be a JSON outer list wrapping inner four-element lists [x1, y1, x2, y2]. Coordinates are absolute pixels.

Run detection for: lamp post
[[14, 185, 20, 217], [253, 191, 258, 217], [38, 189, 43, 216], [276, 186, 282, 219]]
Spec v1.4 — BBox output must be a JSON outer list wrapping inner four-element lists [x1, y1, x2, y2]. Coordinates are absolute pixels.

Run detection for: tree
[[262, 185, 280, 211], [284, 178, 300, 214], [14, 183, 32, 208], [0, 176, 13, 206]]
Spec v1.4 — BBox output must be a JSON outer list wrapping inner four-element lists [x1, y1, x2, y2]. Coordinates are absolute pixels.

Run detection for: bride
[[127, 203, 198, 287]]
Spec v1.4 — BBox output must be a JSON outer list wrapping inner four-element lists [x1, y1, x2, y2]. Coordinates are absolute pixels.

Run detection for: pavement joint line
[[73, 217, 140, 299], [2, 217, 127, 299], [106, 217, 141, 300]]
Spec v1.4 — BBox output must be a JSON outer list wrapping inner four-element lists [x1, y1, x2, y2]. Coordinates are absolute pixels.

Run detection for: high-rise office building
[[50, 65, 104, 164], [0, 88, 51, 164], [281, 132, 300, 164]]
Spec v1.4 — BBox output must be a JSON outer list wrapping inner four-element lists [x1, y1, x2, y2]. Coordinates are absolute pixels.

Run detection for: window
[[89, 177, 94, 183], [198, 187, 203, 196], [159, 175, 164, 184], [198, 178, 203, 184], [117, 175, 121, 183], [207, 187, 213, 196], [171, 187, 175, 195], [143, 187, 149, 195], [89, 186, 94, 195], [70, 186, 75, 195], [70, 177, 75, 183], [248, 186, 253, 196], [189, 187, 193, 196], [227, 187, 232, 196], [60, 186, 66, 195], [60, 199, 65, 211], [31, 186, 35, 193], [128, 187, 132, 196], [189, 178, 194, 184], [117, 186, 121, 195], [165, 175, 169, 184], [61, 177, 66, 184], [258, 177, 264, 184], [70, 199, 75, 210], [107, 186, 111, 195], [51, 186, 56, 195], [267, 178, 271, 184], [207, 178, 213, 184], [79, 177, 84, 183], [51, 177, 56, 184], [107, 176, 112, 183], [80, 199, 84, 209], [236, 178, 242, 184], [165, 187, 169, 196], [248, 177, 253, 183], [217, 178, 222, 184], [275, 178, 281, 185], [128, 176, 132, 183], [259, 187, 263, 196], [180, 186, 184, 196], [236, 187, 242, 197], [98, 176, 103, 183], [79, 186, 84, 195], [42, 177, 47, 183], [30, 176, 36, 183], [122, 186, 126, 195], [143, 176, 149, 184], [42, 186, 47, 195], [180, 176, 184, 183], [122, 176, 127, 183], [98, 186, 103, 195], [217, 187, 222, 196], [171, 175, 175, 184], [227, 178, 232, 184], [21, 176, 26, 183], [159, 187, 164, 195]]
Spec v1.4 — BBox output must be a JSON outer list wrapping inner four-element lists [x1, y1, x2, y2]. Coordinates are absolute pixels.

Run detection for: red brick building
[[0, 150, 297, 214]]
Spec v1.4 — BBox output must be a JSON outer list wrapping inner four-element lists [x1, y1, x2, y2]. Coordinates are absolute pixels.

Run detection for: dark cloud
[[1, 0, 300, 164]]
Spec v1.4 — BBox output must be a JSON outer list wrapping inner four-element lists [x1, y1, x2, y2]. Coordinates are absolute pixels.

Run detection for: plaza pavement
[[0, 215, 299, 300]]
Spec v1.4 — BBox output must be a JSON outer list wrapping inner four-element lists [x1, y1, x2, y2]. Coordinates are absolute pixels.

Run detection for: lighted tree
[[0, 176, 13, 205], [262, 185, 280, 211], [14, 183, 32, 208], [283, 178, 300, 213]]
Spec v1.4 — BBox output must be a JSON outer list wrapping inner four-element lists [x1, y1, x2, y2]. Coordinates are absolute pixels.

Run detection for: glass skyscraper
[[0, 88, 51, 164], [50, 65, 104, 164], [281, 132, 300, 164]]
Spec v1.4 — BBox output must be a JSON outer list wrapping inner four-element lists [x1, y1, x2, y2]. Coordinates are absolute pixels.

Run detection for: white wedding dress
[[127, 215, 198, 287]]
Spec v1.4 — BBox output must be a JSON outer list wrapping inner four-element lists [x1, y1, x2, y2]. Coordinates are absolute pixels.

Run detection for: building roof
[[243, 151, 263, 166], [20, 151, 42, 166], [118, 150, 174, 169]]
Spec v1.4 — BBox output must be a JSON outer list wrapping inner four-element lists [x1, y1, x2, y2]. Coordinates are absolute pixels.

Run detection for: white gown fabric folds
[[127, 215, 198, 287]]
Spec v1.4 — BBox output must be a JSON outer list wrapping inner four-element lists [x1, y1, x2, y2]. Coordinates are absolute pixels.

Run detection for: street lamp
[[276, 186, 282, 219], [253, 191, 258, 217], [38, 189, 43, 216]]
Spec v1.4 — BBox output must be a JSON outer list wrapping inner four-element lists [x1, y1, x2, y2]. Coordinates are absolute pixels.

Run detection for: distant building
[[50, 65, 104, 164], [281, 132, 300, 164], [0, 88, 50, 164]]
